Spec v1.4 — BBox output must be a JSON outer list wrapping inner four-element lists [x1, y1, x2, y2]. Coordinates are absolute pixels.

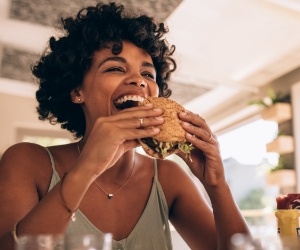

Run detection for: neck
[[98, 156, 136, 194], [76, 139, 136, 179], [96, 152, 136, 184], [106, 150, 135, 173]]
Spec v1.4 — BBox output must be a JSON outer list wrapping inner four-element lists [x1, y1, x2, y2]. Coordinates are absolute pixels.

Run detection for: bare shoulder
[[1, 142, 49, 171], [0, 142, 53, 188], [156, 158, 191, 181], [156, 158, 198, 207], [2, 141, 47, 155], [0, 142, 55, 236]]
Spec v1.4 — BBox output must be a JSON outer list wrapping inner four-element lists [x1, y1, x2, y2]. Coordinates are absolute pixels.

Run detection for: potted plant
[[265, 157, 296, 187], [249, 88, 291, 123], [266, 130, 294, 155]]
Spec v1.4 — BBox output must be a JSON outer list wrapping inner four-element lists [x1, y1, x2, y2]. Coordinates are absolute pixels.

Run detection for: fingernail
[[155, 116, 164, 120], [186, 132, 192, 137], [180, 111, 188, 116], [153, 108, 162, 112], [152, 127, 160, 132], [144, 103, 153, 107], [182, 121, 190, 126]]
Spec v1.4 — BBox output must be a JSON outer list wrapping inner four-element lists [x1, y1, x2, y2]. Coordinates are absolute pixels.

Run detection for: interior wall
[[209, 67, 300, 135], [0, 92, 72, 156], [292, 81, 300, 192]]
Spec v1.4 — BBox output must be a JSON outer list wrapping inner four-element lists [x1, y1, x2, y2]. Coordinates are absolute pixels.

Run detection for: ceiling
[[1, 0, 300, 133]]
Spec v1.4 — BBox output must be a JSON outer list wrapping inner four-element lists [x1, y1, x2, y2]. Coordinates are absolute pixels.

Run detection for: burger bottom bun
[[138, 139, 181, 159]]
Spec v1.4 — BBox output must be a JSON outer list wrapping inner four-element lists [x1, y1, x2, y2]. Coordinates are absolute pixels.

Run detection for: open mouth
[[114, 95, 145, 110]]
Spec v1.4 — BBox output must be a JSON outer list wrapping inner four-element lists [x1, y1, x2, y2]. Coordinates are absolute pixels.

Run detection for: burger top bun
[[141, 97, 186, 142]]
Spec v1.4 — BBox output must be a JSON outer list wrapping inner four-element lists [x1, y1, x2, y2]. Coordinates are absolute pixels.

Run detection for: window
[[22, 135, 71, 147], [16, 126, 74, 147], [218, 119, 280, 236]]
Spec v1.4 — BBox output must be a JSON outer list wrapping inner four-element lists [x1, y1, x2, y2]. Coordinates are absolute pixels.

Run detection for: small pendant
[[71, 212, 76, 222], [108, 194, 113, 199]]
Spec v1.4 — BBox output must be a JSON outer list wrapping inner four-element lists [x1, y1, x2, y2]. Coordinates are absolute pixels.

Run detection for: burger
[[138, 97, 194, 159]]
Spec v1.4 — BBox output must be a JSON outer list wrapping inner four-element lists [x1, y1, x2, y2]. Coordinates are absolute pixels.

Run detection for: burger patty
[[141, 137, 177, 151], [140, 137, 195, 159], [141, 137, 189, 158]]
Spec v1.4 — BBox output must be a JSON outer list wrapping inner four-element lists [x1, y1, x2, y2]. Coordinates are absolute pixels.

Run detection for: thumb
[[123, 140, 140, 152]]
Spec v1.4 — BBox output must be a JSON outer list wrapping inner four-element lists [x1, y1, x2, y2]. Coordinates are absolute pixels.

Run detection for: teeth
[[114, 95, 144, 104]]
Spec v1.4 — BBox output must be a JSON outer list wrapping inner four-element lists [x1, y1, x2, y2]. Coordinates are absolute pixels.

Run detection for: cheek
[[149, 83, 159, 97], [83, 85, 111, 110]]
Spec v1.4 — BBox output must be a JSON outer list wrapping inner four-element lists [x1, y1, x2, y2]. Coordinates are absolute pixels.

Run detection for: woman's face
[[78, 41, 159, 126]]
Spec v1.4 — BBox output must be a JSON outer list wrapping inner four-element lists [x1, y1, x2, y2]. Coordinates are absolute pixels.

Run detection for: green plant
[[249, 88, 282, 107], [238, 188, 266, 209], [238, 188, 273, 225], [270, 157, 293, 172]]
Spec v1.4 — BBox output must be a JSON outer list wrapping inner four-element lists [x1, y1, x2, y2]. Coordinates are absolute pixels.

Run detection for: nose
[[125, 75, 147, 87], [136, 79, 146, 87]]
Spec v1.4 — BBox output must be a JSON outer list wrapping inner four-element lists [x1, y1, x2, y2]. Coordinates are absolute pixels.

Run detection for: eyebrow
[[98, 56, 125, 68], [142, 61, 155, 70], [98, 56, 155, 70]]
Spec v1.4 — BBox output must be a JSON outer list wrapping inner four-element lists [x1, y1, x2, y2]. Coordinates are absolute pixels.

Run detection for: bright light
[[218, 119, 278, 165]]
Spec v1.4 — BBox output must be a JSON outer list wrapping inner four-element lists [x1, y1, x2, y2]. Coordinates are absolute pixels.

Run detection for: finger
[[207, 133, 214, 142], [123, 140, 140, 152], [106, 114, 164, 129], [137, 117, 144, 128], [185, 133, 212, 151], [179, 111, 211, 133], [110, 107, 164, 122], [182, 122, 215, 143], [136, 116, 164, 129], [179, 111, 216, 142], [102, 111, 162, 130], [120, 126, 161, 141]]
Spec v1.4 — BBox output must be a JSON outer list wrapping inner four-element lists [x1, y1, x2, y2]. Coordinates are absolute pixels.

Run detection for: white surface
[[166, 0, 300, 124], [171, 228, 190, 250], [1, 0, 300, 125], [292, 81, 300, 192]]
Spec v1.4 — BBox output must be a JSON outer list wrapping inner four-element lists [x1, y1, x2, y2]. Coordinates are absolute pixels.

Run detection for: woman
[[0, 2, 250, 249]]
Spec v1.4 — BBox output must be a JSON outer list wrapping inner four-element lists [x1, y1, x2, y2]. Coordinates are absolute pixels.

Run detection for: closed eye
[[105, 67, 125, 73], [142, 72, 155, 80]]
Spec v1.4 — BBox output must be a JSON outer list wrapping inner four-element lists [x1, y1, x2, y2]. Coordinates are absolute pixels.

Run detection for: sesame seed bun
[[138, 97, 192, 159]]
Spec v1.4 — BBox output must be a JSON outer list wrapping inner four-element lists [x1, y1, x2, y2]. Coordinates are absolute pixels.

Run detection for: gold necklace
[[77, 143, 135, 199]]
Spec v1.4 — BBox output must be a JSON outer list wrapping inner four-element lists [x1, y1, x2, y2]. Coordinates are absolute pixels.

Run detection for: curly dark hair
[[32, 2, 176, 138]]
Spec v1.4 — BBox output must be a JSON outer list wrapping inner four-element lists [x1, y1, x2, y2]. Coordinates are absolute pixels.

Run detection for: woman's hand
[[177, 111, 226, 188], [77, 104, 164, 177]]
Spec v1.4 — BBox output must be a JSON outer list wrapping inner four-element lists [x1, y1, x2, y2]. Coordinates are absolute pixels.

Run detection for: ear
[[70, 88, 83, 104]]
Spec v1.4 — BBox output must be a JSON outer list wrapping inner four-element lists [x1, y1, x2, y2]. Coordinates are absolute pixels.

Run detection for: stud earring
[[78, 98, 81, 103]]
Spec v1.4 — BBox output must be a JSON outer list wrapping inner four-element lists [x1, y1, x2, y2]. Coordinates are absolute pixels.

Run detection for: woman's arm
[[0, 143, 95, 249], [159, 160, 217, 249], [205, 181, 250, 249], [0, 106, 165, 249], [170, 111, 251, 249], [162, 159, 249, 250]]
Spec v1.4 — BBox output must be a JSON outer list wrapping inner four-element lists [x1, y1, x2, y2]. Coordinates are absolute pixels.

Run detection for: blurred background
[[1, 0, 300, 246]]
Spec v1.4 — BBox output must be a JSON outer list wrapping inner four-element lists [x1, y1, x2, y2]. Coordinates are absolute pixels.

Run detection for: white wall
[[0, 91, 73, 156], [292, 81, 300, 192]]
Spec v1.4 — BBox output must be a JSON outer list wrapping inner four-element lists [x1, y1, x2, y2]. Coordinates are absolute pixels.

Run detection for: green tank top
[[46, 148, 173, 250]]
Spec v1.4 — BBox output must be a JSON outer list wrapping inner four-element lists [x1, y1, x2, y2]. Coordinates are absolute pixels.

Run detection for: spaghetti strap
[[45, 147, 61, 192], [44, 147, 55, 170], [153, 158, 158, 179], [44, 147, 57, 175]]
